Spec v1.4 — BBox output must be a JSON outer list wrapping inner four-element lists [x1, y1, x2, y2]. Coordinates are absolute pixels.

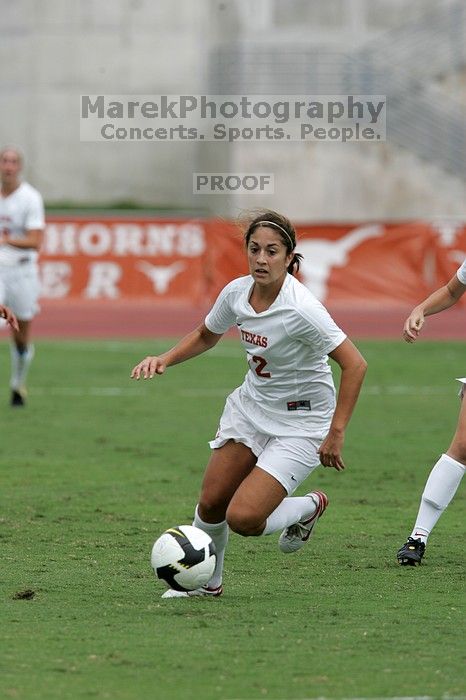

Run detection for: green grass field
[[0, 337, 464, 700]]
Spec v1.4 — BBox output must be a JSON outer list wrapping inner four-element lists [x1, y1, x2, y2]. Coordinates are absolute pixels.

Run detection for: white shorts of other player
[[209, 388, 324, 495], [0, 262, 40, 321]]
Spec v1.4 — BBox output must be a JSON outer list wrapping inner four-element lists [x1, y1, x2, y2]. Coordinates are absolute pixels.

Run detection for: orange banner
[[41, 218, 210, 303], [39, 216, 466, 307], [295, 222, 436, 307]]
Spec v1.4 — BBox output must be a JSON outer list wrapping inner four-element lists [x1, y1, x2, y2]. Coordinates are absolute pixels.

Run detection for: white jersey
[[0, 182, 45, 266], [456, 259, 466, 285], [205, 274, 347, 437]]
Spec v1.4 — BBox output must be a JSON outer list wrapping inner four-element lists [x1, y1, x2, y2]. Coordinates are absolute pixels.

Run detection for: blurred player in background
[[0, 147, 44, 407], [132, 210, 367, 598], [397, 259, 466, 565]]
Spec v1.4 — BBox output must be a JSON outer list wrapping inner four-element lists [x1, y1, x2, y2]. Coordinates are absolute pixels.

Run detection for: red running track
[[20, 300, 466, 340]]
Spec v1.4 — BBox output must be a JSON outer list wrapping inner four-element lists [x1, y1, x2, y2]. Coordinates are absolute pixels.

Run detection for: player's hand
[[318, 429, 345, 471], [403, 309, 424, 343], [131, 356, 166, 379], [0, 304, 19, 331]]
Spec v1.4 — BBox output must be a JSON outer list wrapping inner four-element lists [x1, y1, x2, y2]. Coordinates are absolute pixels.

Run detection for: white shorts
[[209, 392, 323, 495], [0, 263, 40, 321]]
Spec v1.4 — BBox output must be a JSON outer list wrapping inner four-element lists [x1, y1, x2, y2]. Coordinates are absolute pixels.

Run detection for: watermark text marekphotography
[[193, 173, 274, 195], [80, 94, 386, 142]]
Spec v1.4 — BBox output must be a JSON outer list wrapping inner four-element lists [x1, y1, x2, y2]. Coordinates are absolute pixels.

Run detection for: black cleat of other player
[[397, 537, 425, 566], [10, 389, 25, 407]]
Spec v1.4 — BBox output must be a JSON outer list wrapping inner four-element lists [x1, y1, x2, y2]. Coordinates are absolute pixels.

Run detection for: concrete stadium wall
[[0, 0, 208, 208], [1, 0, 465, 220]]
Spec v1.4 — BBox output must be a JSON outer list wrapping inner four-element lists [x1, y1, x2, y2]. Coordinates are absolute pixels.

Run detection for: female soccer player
[[397, 258, 466, 565], [0, 147, 45, 407], [131, 210, 367, 597]]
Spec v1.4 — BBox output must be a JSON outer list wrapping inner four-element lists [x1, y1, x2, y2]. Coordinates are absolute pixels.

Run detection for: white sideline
[[26, 385, 454, 399], [36, 341, 244, 359], [365, 385, 452, 395], [29, 387, 147, 396], [227, 697, 465, 700]]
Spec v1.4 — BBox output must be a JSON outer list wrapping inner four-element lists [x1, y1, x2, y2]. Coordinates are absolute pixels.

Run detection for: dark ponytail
[[287, 252, 303, 275]]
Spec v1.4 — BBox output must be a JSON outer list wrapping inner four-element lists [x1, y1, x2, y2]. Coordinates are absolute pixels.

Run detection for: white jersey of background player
[[0, 147, 44, 407], [397, 257, 466, 565], [132, 210, 367, 598]]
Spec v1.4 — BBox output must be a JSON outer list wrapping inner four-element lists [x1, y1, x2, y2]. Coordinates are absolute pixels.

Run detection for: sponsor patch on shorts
[[287, 400, 311, 411]]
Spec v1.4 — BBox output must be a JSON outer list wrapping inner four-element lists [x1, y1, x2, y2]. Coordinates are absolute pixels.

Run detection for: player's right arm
[[130, 323, 223, 379], [403, 273, 466, 343], [0, 304, 19, 331], [0, 228, 43, 250], [0, 188, 45, 250]]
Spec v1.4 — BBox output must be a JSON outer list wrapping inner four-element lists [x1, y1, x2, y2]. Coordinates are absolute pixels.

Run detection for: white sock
[[193, 505, 228, 589], [10, 344, 35, 391], [410, 453, 465, 544], [262, 495, 317, 535]]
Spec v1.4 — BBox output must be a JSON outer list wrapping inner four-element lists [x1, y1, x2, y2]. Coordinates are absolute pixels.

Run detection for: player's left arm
[[319, 338, 367, 471], [403, 273, 466, 342], [0, 228, 44, 250]]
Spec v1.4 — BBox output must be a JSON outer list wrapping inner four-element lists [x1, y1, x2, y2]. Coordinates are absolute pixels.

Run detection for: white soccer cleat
[[161, 584, 223, 599], [278, 491, 329, 554]]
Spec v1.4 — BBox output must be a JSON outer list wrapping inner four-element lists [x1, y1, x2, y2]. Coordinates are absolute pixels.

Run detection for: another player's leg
[[397, 452, 464, 565], [397, 393, 466, 565], [161, 440, 256, 598], [10, 320, 34, 407]]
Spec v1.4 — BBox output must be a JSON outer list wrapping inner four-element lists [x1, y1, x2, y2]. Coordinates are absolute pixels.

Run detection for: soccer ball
[[151, 524, 216, 592]]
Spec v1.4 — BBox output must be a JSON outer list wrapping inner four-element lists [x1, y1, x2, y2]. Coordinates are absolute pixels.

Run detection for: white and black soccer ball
[[151, 524, 217, 592]]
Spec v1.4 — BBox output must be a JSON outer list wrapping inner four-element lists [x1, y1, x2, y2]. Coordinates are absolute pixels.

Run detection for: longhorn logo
[[297, 224, 383, 300], [137, 261, 186, 294]]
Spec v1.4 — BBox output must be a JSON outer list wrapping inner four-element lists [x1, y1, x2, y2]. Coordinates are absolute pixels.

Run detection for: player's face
[[247, 227, 294, 287], [0, 151, 22, 184]]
